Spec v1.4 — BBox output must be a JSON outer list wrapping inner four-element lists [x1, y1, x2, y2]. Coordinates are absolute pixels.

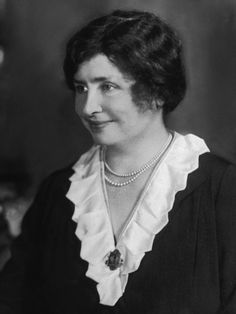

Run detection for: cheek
[[74, 96, 83, 117], [104, 99, 132, 120], [75, 106, 82, 118], [107, 109, 126, 122]]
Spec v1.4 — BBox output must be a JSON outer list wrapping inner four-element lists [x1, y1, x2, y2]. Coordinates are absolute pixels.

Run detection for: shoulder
[[28, 163, 75, 213], [197, 152, 236, 184], [43, 164, 74, 191], [40, 145, 97, 193], [20, 164, 76, 235], [196, 153, 236, 209], [29, 167, 73, 206], [199, 152, 234, 170], [178, 152, 236, 201]]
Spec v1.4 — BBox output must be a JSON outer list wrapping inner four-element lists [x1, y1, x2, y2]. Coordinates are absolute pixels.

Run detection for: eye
[[101, 82, 117, 93], [74, 84, 88, 94]]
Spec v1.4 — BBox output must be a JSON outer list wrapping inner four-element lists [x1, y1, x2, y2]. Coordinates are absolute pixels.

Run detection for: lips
[[85, 119, 113, 130]]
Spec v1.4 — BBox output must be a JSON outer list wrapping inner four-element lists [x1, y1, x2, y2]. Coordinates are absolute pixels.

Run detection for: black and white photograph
[[0, 0, 236, 313]]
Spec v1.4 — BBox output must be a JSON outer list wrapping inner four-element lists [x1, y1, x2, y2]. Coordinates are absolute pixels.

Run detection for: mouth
[[85, 119, 113, 131]]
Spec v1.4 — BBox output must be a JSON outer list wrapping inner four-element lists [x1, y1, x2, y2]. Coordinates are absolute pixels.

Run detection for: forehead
[[74, 54, 134, 83]]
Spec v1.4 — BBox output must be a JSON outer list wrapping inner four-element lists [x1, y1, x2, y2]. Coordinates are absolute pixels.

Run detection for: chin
[[91, 133, 119, 146]]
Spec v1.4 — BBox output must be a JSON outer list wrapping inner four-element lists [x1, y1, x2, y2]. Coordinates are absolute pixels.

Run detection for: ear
[[151, 99, 164, 110], [157, 99, 164, 108]]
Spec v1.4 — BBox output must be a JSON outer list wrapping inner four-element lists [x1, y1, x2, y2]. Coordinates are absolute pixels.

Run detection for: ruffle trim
[[66, 133, 209, 306]]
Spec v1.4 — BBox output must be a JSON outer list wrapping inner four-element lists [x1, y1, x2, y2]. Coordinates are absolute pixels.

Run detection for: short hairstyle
[[63, 10, 186, 114]]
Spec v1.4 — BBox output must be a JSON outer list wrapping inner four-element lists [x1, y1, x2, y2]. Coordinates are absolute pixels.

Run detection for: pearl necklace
[[104, 133, 172, 187], [105, 148, 164, 178]]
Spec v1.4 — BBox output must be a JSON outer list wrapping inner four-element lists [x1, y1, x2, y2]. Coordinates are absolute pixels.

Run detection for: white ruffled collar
[[66, 132, 209, 306]]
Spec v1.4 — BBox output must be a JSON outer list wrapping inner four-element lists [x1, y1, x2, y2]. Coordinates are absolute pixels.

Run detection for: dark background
[[0, 0, 236, 194]]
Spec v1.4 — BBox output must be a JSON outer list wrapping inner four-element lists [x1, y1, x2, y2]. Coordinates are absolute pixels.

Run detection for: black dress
[[0, 152, 236, 314]]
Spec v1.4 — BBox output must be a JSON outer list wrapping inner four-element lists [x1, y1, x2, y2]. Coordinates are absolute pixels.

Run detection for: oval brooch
[[105, 249, 123, 271]]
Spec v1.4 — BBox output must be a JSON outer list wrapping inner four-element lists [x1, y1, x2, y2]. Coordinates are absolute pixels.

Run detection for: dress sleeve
[[0, 175, 54, 314], [215, 164, 236, 313]]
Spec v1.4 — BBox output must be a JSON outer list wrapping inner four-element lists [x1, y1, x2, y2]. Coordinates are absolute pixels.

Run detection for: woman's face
[[73, 54, 161, 147]]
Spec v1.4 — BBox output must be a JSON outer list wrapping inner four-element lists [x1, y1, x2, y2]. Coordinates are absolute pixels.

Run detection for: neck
[[104, 123, 170, 174]]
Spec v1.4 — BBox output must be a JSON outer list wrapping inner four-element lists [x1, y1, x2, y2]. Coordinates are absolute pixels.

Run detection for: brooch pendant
[[105, 249, 123, 271]]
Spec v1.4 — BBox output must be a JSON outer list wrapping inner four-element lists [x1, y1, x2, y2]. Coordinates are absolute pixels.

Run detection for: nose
[[75, 89, 102, 117]]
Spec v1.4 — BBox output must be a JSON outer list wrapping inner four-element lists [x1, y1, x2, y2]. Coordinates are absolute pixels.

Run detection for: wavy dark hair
[[63, 10, 186, 114]]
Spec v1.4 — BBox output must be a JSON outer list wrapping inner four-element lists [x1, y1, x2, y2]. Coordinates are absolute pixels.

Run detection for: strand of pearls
[[104, 133, 172, 187], [104, 147, 163, 177]]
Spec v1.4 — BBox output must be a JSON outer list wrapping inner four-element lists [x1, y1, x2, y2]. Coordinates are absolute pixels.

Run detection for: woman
[[1, 9, 236, 314]]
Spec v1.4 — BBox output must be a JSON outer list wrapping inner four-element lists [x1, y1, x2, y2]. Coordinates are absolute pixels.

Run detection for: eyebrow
[[73, 76, 114, 84]]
